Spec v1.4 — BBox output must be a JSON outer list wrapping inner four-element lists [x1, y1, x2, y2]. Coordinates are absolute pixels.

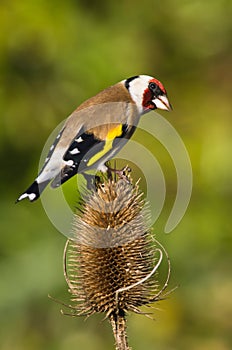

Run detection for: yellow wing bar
[[87, 124, 122, 167]]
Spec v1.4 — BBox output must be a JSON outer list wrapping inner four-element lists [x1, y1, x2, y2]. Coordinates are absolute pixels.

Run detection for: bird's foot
[[106, 165, 131, 182]]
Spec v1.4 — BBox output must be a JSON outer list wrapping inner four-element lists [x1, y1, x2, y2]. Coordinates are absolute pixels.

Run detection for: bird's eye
[[149, 82, 163, 96], [149, 82, 157, 92]]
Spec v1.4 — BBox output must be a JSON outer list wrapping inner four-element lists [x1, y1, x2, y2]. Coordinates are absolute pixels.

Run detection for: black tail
[[16, 179, 50, 203]]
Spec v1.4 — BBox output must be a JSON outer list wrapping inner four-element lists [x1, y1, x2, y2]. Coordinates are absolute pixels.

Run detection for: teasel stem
[[110, 311, 130, 350]]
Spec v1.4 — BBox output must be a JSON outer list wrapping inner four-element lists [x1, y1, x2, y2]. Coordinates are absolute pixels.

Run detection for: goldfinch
[[17, 75, 171, 202]]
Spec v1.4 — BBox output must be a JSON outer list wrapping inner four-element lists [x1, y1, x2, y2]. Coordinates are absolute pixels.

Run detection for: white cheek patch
[[126, 75, 154, 114]]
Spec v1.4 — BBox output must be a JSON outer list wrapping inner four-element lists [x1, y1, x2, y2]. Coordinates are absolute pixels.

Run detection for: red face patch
[[149, 78, 166, 94], [142, 88, 155, 110], [142, 77, 167, 111]]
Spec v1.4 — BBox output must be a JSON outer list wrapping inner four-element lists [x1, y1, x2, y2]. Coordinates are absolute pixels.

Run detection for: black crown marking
[[125, 76, 139, 90]]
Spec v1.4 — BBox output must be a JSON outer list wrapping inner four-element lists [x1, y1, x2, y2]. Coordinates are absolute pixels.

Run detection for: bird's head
[[125, 75, 172, 114]]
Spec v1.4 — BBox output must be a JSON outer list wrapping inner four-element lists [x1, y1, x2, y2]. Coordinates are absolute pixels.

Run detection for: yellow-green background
[[1, 1, 232, 349]]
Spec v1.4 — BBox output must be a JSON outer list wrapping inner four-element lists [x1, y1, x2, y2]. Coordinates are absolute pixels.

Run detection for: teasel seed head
[[63, 175, 170, 320]]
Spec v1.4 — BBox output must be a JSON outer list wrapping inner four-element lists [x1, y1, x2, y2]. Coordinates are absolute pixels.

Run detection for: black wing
[[50, 124, 136, 188], [50, 131, 103, 188]]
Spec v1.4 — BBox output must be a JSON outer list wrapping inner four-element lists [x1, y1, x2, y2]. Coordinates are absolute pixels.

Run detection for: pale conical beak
[[153, 95, 172, 111]]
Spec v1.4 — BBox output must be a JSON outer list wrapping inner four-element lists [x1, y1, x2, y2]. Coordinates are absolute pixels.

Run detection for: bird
[[16, 74, 171, 202]]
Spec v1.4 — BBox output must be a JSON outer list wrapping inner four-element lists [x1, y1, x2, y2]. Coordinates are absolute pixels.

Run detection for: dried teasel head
[[63, 175, 170, 319]]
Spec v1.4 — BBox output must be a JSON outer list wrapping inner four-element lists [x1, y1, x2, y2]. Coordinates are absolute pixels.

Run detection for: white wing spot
[[50, 144, 54, 151], [56, 133, 61, 139], [76, 136, 83, 143], [69, 148, 80, 155], [66, 160, 74, 166], [45, 157, 50, 163]]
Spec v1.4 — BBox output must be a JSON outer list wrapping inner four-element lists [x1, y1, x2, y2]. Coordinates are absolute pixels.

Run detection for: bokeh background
[[1, 1, 232, 349]]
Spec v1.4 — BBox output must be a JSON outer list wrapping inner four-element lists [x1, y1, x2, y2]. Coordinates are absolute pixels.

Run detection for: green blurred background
[[1, 0, 232, 349]]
